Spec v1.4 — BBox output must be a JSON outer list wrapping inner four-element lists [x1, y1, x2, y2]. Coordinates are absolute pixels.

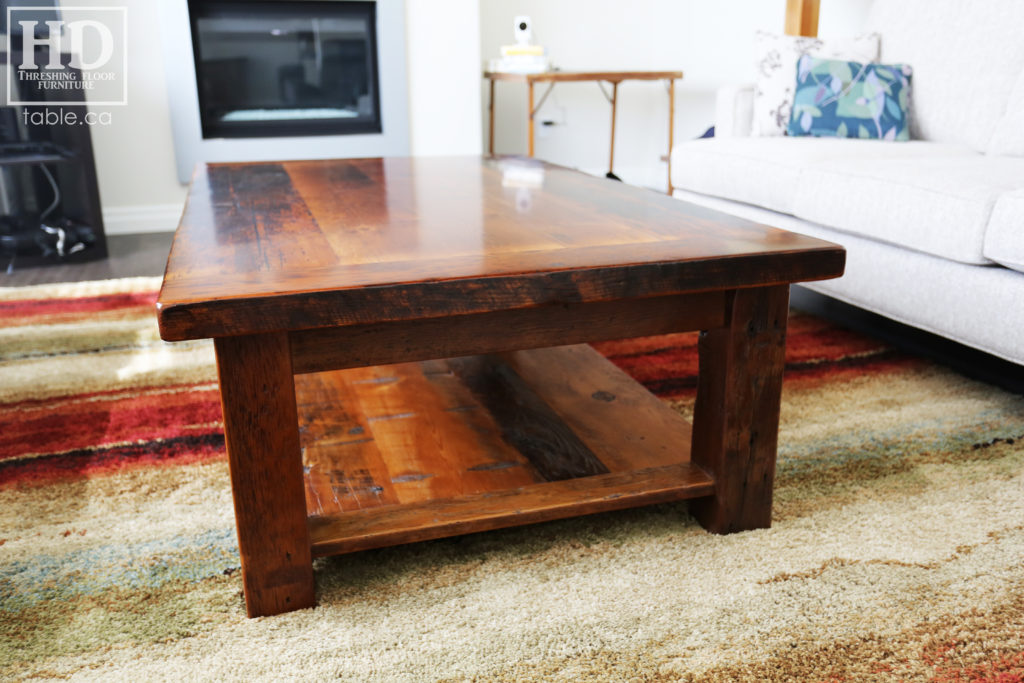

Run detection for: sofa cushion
[[751, 31, 880, 137], [984, 190, 1024, 272], [793, 155, 1024, 264], [787, 57, 912, 141], [671, 137, 806, 214], [865, 0, 1024, 152], [671, 137, 974, 217], [987, 68, 1024, 157]]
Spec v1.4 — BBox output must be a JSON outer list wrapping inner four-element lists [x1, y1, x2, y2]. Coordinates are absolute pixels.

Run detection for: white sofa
[[670, 0, 1024, 366]]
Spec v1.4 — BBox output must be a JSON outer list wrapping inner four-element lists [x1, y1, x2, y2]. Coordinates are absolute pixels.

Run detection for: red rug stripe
[[0, 387, 223, 461], [0, 382, 215, 412], [0, 433, 226, 489], [0, 292, 157, 321], [596, 325, 887, 365], [593, 321, 898, 395], [600, 346, 918, 399], [786, 326, 890, 364]]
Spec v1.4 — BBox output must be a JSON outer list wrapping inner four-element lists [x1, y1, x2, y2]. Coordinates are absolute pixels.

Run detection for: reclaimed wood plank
[[690, 285, 790, 533], [447, 354, 610, 481], [308, 462, 714, 556], [420, 364, 543, 489], [499, 345, 693, 473], [294, 342, 700, 525], [294, 371, 398, 516], [164, 164, 339, 283], [214, 332, 315, 618], [289, 292, 726, 375], [345, 363, 541, 503]]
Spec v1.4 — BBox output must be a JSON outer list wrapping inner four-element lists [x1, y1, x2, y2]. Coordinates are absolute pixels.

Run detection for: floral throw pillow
[[787, 56, 912, 141], [752, 31, 880, 137]]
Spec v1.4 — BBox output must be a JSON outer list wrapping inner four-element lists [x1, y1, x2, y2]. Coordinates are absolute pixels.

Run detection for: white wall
[[406, 0, 482, 156], [480, 0, 872, 190]]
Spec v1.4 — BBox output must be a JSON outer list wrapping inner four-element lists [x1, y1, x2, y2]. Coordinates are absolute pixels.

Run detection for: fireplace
[[190, 1, 381, 139], [161, 0, 409, 182]]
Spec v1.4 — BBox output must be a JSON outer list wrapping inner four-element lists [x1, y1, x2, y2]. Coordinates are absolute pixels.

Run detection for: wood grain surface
[[448, 354, 610, 481], [214, 332, 315, 617], [157, 157, 845, 341], [690, 286, 790, 533], [289, 292, 726, 375], [499, 346, 693, 474], [308, 462, 714, 557], [296, 344, 703, 554]]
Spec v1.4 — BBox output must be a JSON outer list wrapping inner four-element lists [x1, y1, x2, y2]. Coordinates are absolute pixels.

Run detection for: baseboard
[[102, 204, 185, 235]]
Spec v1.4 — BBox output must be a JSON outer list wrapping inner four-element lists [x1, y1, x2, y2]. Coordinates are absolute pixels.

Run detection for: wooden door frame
[[784, 0, 820, 36]]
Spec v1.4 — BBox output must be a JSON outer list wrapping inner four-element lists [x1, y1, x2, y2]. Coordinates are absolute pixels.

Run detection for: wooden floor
[[0, 232, 174, 286]]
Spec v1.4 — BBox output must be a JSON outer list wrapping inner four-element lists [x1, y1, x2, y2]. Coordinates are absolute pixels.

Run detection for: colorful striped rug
[[1, 278, 1022, 681]]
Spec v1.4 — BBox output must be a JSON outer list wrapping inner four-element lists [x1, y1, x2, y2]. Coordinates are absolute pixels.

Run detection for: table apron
[[289, 289, 732, 375]]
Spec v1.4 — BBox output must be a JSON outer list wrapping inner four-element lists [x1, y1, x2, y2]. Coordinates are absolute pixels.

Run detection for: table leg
[[214, 332, 315, 617], [528, 80, 535, 157], [690, 285, 789, 534], [608, 81, 618, 177], [667, 78, 676, 195], [488, 78, 495, 157]]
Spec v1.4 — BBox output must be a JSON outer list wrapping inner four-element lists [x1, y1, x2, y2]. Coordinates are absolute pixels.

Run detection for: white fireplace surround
[[160, 0, 410, 183]]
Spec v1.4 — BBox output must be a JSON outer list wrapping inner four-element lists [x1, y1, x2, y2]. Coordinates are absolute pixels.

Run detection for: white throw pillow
[[752, 31, 881, 136]]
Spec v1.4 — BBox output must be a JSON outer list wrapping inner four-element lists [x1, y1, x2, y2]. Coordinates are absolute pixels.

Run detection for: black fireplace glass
[[189, 1, 381, 139]]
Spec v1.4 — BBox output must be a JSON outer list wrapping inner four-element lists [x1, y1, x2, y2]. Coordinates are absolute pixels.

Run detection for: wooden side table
[[483, 70, 683, 194]]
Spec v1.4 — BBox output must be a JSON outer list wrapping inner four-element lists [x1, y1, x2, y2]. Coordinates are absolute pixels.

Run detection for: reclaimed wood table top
[[157, 156, 844, 342]]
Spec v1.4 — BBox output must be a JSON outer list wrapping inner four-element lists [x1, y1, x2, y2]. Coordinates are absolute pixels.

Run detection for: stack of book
[[488, 44, 550, 74]]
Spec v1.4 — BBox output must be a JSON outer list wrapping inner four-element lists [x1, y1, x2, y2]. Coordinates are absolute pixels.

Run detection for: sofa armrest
[[716, 84, 755, 138]]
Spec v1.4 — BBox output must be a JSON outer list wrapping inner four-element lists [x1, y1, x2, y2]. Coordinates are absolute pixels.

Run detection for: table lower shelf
[[295, 344, 714, 557]]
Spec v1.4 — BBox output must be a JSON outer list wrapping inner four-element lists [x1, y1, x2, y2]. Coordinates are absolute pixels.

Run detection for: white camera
[[514, 15, 532, 45]]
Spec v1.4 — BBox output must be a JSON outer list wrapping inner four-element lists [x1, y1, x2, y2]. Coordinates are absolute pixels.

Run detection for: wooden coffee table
[[157, 156, 845, 618]]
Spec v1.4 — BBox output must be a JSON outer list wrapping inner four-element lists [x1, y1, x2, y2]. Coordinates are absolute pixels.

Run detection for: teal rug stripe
[[777, 418, 1023, 476], [0, 526, 238, 612]]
